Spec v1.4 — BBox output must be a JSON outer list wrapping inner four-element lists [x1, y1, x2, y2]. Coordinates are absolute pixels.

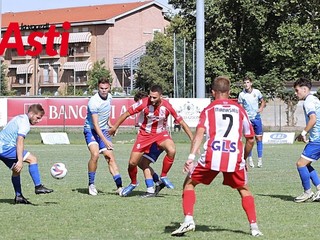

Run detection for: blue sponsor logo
[[270, 133, 287, 140]]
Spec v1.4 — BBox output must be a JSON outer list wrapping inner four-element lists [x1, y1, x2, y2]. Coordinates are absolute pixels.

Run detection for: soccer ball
[[50, 163, 68, 179]]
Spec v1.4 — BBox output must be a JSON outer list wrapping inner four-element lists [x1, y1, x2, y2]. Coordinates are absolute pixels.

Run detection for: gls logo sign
[[212, 140, 237, 152], [0, 21, 70, 57], [270, 133, 287, 140]]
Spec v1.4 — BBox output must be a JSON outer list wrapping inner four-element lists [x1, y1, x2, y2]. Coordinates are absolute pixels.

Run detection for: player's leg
[[225, 168, 262, 237], [237, 185, 263, 236], [138, 157, 156, 197], [158, 138, 176, 188], [87, 143, 100, 195], [0, 151, 32, 204], [254, 118, 263, 168], [103, 149, 123, 193], [119, 151, 144, 197], [24, 152, 53, 194], [295, 143, 317, 202], [172, 164, 215, 236]]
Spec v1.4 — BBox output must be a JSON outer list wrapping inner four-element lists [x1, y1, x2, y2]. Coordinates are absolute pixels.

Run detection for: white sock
[[184, 215, 193, 223]]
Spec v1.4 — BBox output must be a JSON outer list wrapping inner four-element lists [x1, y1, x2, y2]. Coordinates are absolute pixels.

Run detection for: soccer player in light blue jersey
[[238, 76, 266, 168], [84, 77, 123, 195], [0, 104, 53, 204], [293, 77, 320, 202]]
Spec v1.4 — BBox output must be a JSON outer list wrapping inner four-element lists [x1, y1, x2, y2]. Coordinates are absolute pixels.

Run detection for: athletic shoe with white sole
[[119, 183, 138, 197], [312, 190, 320, 202], [171, 221, 195, 236], [140, 192, 156, 198], [160, 177, 174, 189], [251, 229, 263, 237], [115, 187, 123, 195], [88, 184, 98, 196], [257, 159, 262, 168], [248, 157, 254, 168], [294, 191, 314, 203]]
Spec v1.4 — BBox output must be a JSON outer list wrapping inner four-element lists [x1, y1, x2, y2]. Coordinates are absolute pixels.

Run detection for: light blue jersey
[[303, 94, 320, 143], [0, 114, 30, 154], [84, 92, 112, 130], [238, 88, 263, 120]]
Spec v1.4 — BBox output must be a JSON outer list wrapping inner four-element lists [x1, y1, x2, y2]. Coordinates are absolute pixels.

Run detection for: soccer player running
[[0, 104, 53, 204], [171, 76, 263, 237], [293, 77, 320, 203], [238, 76, 266, 168], [109, 84, 193, 197], [84, 77, 123, 196]]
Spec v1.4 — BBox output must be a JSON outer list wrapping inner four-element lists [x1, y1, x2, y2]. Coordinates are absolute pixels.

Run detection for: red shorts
[[132, 131, 172, 153], [190, 163, 248, 188]]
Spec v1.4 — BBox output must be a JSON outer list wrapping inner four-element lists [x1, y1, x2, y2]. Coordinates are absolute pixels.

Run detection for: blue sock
[[297, 166, 311, 191], [88, 172, 96, 185], [113, 174, 122, 188], [12, 175, 22, 196], [257, 141, 263, 158], [307, 165, 320, 187], [145, 178, 154, 188], [248, 151, 252, 158], [29, 163, 41, 186], [152, 172, 160, 183]]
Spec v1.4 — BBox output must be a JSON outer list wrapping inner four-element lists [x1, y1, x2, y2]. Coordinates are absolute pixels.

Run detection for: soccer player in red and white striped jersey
[[171, 76, 263, 237], [109, 85, 193, 196]]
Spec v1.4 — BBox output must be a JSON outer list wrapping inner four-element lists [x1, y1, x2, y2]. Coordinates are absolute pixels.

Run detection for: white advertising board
[[0, 98, 8, 127], [262, 132, 295, 144], [40, 132, 70, 145], [169, 98, 211, 128]]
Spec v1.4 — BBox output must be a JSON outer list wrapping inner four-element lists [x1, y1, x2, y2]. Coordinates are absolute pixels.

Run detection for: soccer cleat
[[171, 221, 195, 236], [88, 184, 98, 196], [312, 190, 320, 202], [115, 187, 123, 195], [251, 229, 263, 237], [119, 183, 138, 197], [294, 191, 314, 203], [248, 157, 254, 168], [14, 195, 32, 204], [257, 159, 262, 168], [154, 182, 165, 196], [160, 177, 174, 189], [140, 192, 156, 198], [35, 184, 53, 194]]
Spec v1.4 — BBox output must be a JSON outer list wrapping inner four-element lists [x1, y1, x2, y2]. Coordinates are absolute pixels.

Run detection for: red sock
[[183, 190, 196, 216], [242, 195, 257, 223], [128, 165, 138, 185], [161, 155, 174, 177]]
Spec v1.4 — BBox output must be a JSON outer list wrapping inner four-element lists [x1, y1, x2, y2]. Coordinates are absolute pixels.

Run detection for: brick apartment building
[[0, 1, 170, 96]]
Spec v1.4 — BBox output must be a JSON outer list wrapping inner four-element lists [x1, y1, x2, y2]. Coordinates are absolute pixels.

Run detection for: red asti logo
[[0, 21, 70, 57]]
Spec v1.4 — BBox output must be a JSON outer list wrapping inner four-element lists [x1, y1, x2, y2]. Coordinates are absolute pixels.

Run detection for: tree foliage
[[87, 59, 113, 94]]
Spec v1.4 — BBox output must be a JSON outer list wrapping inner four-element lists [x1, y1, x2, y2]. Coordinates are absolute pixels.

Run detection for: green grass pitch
[[0, 131, 318, 239]]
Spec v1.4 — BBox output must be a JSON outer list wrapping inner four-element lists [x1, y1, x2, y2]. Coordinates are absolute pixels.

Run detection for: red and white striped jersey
[[197, 99, 254, 172], [128, 97, 182, 134]]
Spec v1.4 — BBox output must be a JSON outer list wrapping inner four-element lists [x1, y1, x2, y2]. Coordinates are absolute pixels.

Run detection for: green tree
[[0, 64, 15, 96], [87, 59, 113, 94], [136, 32, 174, 96]]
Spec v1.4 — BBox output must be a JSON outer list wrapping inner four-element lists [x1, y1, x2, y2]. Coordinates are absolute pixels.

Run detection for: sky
[[1, 0, 173, 13]]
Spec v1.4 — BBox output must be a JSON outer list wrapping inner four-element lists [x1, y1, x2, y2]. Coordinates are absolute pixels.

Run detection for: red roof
[[1, 1, 155, 28]]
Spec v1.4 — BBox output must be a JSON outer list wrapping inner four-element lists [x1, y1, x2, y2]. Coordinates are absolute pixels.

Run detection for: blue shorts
[[142, 142, 163, 163], [301, 142, 320, 162], [84, 128, 112, 152], [0, 146, 29, 169], [250, 116, 263, 136]]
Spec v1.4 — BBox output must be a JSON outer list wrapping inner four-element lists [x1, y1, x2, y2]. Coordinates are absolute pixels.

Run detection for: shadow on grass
[[164, 222, 248, 236], [256, 193, 294, 201]]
